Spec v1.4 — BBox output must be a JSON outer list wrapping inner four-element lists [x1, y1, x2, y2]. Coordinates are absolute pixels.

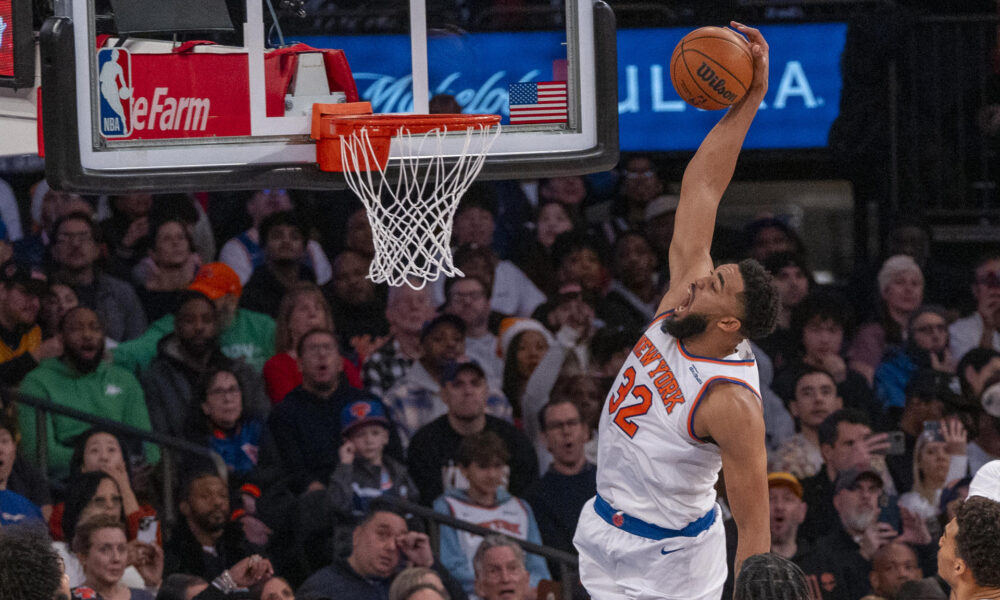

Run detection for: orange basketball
[[670, 26, 753, 110]]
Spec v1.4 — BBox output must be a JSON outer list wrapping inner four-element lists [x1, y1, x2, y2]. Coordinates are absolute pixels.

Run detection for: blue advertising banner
[[618, 24, 847, 150], [299, 22, 846, 151]]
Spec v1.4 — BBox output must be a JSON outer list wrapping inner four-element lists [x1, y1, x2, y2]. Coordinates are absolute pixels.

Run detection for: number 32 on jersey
[[607, 366, 652, 438]]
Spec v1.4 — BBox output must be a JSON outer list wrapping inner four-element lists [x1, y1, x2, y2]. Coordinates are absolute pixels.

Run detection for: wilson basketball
[[670, 26, 753, 110]]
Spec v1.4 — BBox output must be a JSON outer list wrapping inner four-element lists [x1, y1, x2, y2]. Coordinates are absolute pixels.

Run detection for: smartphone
[[923, 421, 945, 442], [872, 431, 907, 456]]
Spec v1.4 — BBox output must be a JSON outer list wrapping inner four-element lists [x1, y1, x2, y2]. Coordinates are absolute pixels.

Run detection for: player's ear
[[952, 556, 968, 580], [717, 316, 741, 333]]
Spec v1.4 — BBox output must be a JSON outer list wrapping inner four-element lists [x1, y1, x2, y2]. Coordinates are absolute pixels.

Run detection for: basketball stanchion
[[312, 105, 502, 289]]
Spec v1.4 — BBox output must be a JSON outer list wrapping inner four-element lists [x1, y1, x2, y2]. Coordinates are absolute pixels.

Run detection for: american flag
[[508, 81, 568, 125]]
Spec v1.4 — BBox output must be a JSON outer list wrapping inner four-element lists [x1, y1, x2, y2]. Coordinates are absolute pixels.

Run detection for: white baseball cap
[[969, 460, 1000, 502]]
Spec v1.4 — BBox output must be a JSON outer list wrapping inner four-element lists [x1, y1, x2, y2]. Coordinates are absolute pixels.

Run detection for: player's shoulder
[[688, 378, 765, 447], [696, 379, 764, 432]]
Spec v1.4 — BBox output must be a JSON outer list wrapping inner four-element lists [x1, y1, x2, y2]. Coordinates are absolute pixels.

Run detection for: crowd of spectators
[[1, 161, 1000, 600]]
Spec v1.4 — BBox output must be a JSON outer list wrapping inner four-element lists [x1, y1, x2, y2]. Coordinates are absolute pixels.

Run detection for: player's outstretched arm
[[695, 383, 770, 576], [658, 23, 770, 314]]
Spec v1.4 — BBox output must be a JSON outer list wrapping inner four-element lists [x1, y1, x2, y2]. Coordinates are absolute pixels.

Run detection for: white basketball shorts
[[573, 497, 727, 600]]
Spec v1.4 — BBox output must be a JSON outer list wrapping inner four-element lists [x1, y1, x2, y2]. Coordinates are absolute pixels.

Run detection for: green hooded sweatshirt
[[18, 358, 160, 480]]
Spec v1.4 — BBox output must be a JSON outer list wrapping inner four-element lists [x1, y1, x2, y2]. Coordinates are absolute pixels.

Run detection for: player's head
[[938, 496, 1000, 591], [0, 524, 69, 600], [733, 553, 810, 600], [662, 258, 778, 343]]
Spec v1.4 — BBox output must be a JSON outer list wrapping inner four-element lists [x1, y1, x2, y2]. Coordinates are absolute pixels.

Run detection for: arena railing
[[15, 391, 583, 598], [13, 390, 228, 527], [379, 495, 580, 600]]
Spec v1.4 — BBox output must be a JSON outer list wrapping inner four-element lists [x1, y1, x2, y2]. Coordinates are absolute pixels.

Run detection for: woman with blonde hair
[[898, 419, 969, 538], [261, 282, 362, 403]]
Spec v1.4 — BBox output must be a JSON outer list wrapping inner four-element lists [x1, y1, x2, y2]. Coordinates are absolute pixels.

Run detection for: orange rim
[[322, 113, 501, 137]]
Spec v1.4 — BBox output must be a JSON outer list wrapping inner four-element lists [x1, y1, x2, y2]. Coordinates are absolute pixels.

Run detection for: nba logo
[[97, 47, 132, 138]]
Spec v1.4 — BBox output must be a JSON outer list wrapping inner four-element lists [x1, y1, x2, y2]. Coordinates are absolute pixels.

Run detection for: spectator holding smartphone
[[798, 409, 894, 542], [897, 419, 968, 538]]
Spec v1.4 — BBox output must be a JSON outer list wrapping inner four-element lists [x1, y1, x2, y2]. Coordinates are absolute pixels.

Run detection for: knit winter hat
[[877, 254, 923, 293], [497, 317, 554, 359]]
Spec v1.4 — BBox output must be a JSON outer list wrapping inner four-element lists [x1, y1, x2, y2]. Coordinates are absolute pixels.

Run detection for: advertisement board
[[300, 22, 847, 151]]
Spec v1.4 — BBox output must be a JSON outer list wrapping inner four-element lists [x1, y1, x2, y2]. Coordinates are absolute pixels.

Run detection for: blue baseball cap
[[441, 359, 487, 385], [340, 400, 391, 436]]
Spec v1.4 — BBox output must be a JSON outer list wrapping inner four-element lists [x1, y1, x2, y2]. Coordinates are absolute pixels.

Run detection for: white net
[[339, 121, 501, 289]]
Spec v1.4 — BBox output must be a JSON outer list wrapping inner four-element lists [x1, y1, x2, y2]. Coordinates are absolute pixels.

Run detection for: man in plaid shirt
[[362, 285, 436, 398]]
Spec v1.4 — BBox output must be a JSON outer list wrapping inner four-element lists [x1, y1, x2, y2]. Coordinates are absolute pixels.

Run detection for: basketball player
[[573, 23, 777, 600]]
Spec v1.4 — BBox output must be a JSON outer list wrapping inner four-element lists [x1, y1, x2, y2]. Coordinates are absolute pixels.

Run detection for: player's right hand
[[730, 22, 769, 97]]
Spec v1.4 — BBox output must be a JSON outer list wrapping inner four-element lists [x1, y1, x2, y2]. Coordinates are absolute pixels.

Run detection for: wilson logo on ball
[[695, 63, 738, 103]]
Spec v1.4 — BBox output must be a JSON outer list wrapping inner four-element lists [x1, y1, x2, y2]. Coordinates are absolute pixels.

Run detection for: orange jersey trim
[[687, 376, 761, 444]]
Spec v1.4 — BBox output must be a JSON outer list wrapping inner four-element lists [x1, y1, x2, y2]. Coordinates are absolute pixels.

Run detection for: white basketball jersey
[[595, 311, 761, 530], [442, 495, 534, 566]]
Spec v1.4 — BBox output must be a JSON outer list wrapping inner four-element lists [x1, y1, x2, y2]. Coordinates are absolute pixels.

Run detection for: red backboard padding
[[264, 44, 359, 117]]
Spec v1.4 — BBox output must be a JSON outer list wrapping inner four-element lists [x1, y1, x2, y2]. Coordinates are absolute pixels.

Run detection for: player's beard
[[661, 312, 709, 341]]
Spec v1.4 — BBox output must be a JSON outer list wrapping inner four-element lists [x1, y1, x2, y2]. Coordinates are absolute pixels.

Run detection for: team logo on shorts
[[97, 47, 133, 138], [612, 512, 624, 527]]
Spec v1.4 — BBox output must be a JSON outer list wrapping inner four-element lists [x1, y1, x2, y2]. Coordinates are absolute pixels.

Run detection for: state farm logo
[[97, 47, 216, 139], [131, 88, 212, 133]]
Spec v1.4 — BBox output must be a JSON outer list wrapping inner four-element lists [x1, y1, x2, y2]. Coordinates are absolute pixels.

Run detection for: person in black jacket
[[297, 499, 465, 600], [142, 291, 269, 440], [406, 361, 538, 506], [164, 472, 261, 581]]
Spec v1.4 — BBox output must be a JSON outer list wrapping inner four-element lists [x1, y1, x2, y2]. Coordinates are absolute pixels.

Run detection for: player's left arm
[[695, 383, 770, 576]]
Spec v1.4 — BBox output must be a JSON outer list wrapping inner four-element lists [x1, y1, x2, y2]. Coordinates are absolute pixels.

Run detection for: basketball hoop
[[315, 111, 502, 289]]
